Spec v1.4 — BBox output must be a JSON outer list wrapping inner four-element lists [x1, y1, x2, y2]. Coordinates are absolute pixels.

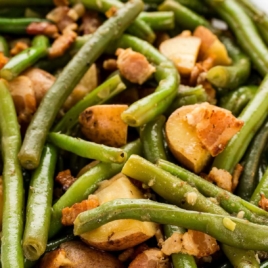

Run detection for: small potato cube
[[159, 35, 201, 76], [79, 104, 128, 147]]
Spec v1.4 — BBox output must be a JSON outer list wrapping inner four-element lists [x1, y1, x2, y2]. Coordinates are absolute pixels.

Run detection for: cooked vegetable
[[0, 36, 9, 57], [18, 0, 144, 169]]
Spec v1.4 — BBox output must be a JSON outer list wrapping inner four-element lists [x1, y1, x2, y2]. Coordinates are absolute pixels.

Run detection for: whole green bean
[[157, 159, 268, 224], [22, 144, 57, 261], [261, 260, 268, 268], [0, 18, 49, 34], [18, 0, 144, 170], [48, 139, 141, 239], [74, 198, 268, 251], [0, 35, 49, 81], [0, 36, 9, 57], [0, 79, 24, 268], [207, 36, 251, 90], [219, 85, 258, 117], [138, 11, 175, 30], [53, 74, 126, 133], [205, 0, 268, 76], [237, 118, 268, 201], [158, 0, 211, 31], [111, 34, 179, 127], [48, 132, 127, 164], [213, 74, 268, 173], [71, 0, 156, 43]]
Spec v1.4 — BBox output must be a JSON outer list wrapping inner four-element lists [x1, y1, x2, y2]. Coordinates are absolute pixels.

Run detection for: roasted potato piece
[[80, 174, 158, 251], [159, 34, 201, 76], [79, 104, 128, 147]]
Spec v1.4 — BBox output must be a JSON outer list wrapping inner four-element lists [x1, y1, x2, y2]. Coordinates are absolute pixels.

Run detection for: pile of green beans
[[2, 0, 268, 267]]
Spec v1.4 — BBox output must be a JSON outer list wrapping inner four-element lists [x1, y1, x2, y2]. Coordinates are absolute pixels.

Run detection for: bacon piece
[[27, 22, 59, 38], [61, 195, 99, 226], [80, 11, 102, 35], [0, 52, 8, 69], [39, 249, 73, 268], [116, 48, 156, 85], [103, 58, 117, 71], [55, 169, 76, 191], [259, 194, 268, 211], [10, 41, 29, 56], [232, 163, 243, 192], [207, 167, 232, 192]]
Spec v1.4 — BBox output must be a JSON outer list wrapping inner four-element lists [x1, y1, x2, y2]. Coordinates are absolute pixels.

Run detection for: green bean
[[261, 260, 268, 268], [0, 79, 24, 268], [221, 244, 259, 268], [0, 18, 49, 34], [207, 36, 251, 90], [163, 225, 197, 268], [48, 139, 141, 239], [48, 133, 127, 164], [18, 0, 144, 170], [0, 36, 9, 57], [219, 85, 258, 117], [112, 34, 179, 127], [72, 0, 156, 43], [0, 35, 49, 81], [157, 159, 268, 223], [205, 0, 268, 77], [22, 144, 57, 261], [140, 115, 167, 163], [213, 74, 268, 173], [53, 74, 126, 133], [138, 11, 175, 30], [158, 0, 211, 31], [74, 198, 268, 251], [0, 0, 53, 6], [236, 118, 268, 201]]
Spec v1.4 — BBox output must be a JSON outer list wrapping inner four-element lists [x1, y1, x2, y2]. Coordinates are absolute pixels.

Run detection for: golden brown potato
[[80, 174, 158, 251], [79, 104, 128, 147], [129, 248, 171, 268]]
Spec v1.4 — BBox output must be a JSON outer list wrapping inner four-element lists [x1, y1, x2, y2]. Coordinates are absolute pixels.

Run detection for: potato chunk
[[159, 35, 201, 76], [80, 174, 158, 251]]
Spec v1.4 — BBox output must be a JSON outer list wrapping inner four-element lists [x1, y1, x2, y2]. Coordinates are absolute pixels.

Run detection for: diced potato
[[165, 105, 211, 173], [159, 35, 201, 76], [80, 174, 158, 251], [79, 104, 128, 147], [193, 26, 231, 66]]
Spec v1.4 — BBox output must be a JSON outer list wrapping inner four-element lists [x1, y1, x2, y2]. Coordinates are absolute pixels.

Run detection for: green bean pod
[[18, 0, 144, 170], [207, 37, 251, 90], [53, 74, 126, 133], [0, 18, 49, 34], [48, 139, 142, 239], [74, 198, 268, 251], [73, 0, 156, 43], [158, 0, 211, 31], [236, 118, 268, 201], [205, 0, 268, 76], [0, 79, 24, 268], [22, 144, 57, 261], [113, 34, 179, 127], [0, 36, 9, 57], [261, 260, 268, 268], [0, 35, 49, 81], [138, 11, 175, 30], [48, 133, 127, 164], [213, 74, 268, 173], [157, 159, 268, 224], [219, 85, 258, 117]]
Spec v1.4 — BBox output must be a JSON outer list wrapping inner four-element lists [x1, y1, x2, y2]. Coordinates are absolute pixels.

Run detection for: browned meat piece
[[26, 22, 59, 38], [259, 194, 268, 211], [80, 11, 102, 35], [0, 52, 8, 69], [53, 0, 69, 6], [39, 249, 73, 268], [61, 195, 99, 226], [116, 48, 156, 85], [232, 163, 243, 192], [207, 167, 232, 192], [105, 6, 118, 18], [10, 41, 29, 56], [55, 169, 76, 191], [103, 58, 118, 71]]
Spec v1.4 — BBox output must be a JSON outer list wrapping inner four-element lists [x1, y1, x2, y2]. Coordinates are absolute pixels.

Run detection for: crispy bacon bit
[[10, 41, 29, 56], [185, 102, 244, 156], [105, 6, 118, 18], [259, 194, 268, 211], [39, 249, 73, 268], [0, 52, 8, 69], [80, 11, 102, 35], [161, 230, 219, 258], [199, 80, 217, 105], [61, 195, 99, 225], [27, 22, 59, 38], [49, 30, 77, 59], [103, 58, 118, 71], [232, 163, 243, 192], [53, 0, 69, 6], [55, 169, 76, 191], [116, 48, 156, 85], [129, 249, 170, 268], [207, 167, 233, 192]]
